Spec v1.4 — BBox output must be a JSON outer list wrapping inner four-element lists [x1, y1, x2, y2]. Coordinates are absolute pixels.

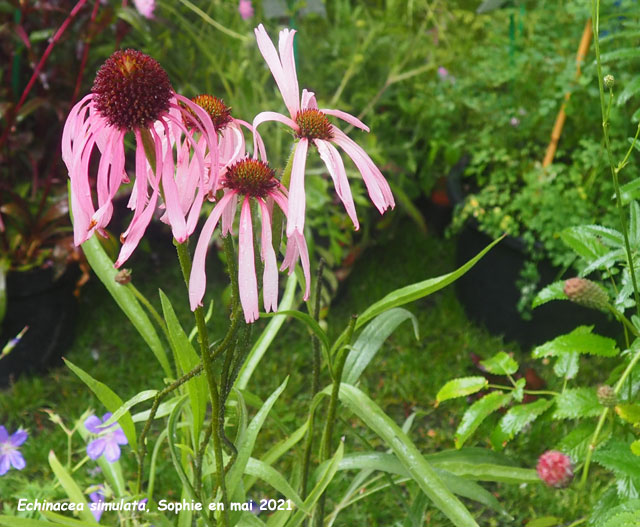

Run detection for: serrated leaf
[[599, 499, 640, 527], [553, 388, 601, 420], [631, 440, 640, 456], [616, 404, 640, 424], [594, 441, 640, 480], [602, 511, 640, 527], [437, 377, 488, 402], [554, 352, 579, 380], [601, 48, 640, 63], [532, 281, 567, 308], [555, 421, 597, 462], [582, 248, 626, 275], [532, 326, 619, 359], [491, 399, 552, 449], [455, 391, 512, 449], [618, 75, 640, 106], [513, 378, 526, 402], [560, 226, 610, 262], [480, 352, 518, 376]]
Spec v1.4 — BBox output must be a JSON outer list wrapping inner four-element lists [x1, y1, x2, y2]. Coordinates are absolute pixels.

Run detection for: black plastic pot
[[0, 265, 79, 387], [447, 162, 618, 348]]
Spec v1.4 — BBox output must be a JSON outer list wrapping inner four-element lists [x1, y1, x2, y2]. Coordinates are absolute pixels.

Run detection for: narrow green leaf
[[236, 274, 297, 390], [479, 352, 518, 376], [48, 451, 97, 524], [492, 399, 552, 449], [455, 391, 512, 449], [532, 281, 567, 308], [81, 235, 171, 377], [227, 378, 289, 499], [244, 458, 307, 511], [553, 388, 601, 419], [160, 290, 207, 443], [63, 359, 137, 451], [261, 310, 330, 352], [336, 384, 479, 527], [437, 377, 488, 402], [532, 326, 619, 359], [356, 236, 504, 329], [101, 390, 158, 426], [526, 518, 561, 527], [630, 201, 640, 247], [343, 308, 419, 384], [41, 512, 104, 527], [0, 517, 67, 527], [166, 395, 198, 502]]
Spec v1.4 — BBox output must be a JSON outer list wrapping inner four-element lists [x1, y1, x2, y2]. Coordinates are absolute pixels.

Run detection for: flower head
[[253, 24, 394, 298], [238, 0, 254, 20], [0, 426, 27, 476], [536, 450, 573, 488], [190, 157, 288, 323], [84, 413, 128, 463], [62, 49, 218, 267]]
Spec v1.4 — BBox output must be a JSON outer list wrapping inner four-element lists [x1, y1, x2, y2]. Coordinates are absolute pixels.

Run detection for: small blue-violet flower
[[84, 413, 128, 463], [89, 488, 106, 522], [0, 426, 27, 476]]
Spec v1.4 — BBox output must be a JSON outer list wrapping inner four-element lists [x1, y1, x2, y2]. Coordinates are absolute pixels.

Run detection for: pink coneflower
[[189, 158, 288, 323], [62, 49, 217, 267], [238, 0, 254, 20], [253, 24, 394, 297]]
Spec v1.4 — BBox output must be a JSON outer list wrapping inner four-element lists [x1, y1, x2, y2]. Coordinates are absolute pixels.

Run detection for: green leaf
[[599, 500, 640, 527], [553, 388, 601, 419], [48, 451, 98, 524], [63, 359, 137, 451], [601, 48, 639, 63], [553, 352, 579, 380], [594, 441, 640, 480], [491, 399, 552, 449], [630, 202, 640, 247], [343, 308, 419, 384], [616, 404, 640, 424], [631, 440, 640, 456], [336, 383, 479, 527], [455, 391, 512, 449], [560, 226, 610, 262], [620, 177, 640, 205], [244, 458, 307, 511], [555, 422, 601, 462], [355, 236, 504, 329], [160, 290, 207, 443], [618, 75, 640, 106], [437, 377, 488, 402], [81, 235, 171, 377], [532, 326, 619, 359], [283, 442, 344, 527], [512, 378, 526, 402], [41, 513, 104, 527], [261, 310, 330, 353], [166, 395, 198, 502], [227, 378, 289, 499], [532, 281, 567, 309], [0, 518, 78, 527], [526, 518, 561, 527], [479, 352, 518, 376], [236, 274, 297, 390]]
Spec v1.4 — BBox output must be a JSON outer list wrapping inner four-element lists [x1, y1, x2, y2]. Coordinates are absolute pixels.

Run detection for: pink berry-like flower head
[[536, 450, 573, 488]]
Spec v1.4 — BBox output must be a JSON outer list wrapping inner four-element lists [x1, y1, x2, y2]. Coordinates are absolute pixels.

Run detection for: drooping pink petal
[[315, 139, 359, 229], [62, 94, 93, 167], [330, 127, 395, 213], [238, 197, 259, 323], [252, 111, 298, 160], [258, 199, 278, 312], [221, 191, 238, 236], [321, 108, 370, 132], [158, 122, 188, 242], [255, 24, 300, 118], [277, 28, 300, 116], [286, 138, 309, 236], [189, 192, 236, 310], [281, 230, 311, 300]]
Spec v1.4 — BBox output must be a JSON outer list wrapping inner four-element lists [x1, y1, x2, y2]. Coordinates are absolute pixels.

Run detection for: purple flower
[[84, 413, 128, 463], [238, 0, 254, 19], [0, 426, 27, 475], [89, 488, 106, 522]]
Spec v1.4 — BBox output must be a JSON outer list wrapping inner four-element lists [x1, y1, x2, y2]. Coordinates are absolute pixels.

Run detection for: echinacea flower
[[253, 24, 394, 297], [189, 157, 289, 323], [0, 426, 27, 476], [84, 413, 128, 463], [62, 49, 217, 267], [238, 0, 254, 20]]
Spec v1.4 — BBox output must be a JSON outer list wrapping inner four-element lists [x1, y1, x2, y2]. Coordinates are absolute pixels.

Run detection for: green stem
[[487, 384, 560, 397], [314, 315, 357, 527], [607, 304, 640, 338], [580, 347, 640, 486], [175, 241, 229, 527], [127, 282, 171, 344], [591, 0, 640, 315]]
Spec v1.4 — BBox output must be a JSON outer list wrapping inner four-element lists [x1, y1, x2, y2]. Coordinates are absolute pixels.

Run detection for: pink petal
[[258, 199, 278, 312], [238, 197, 259, 323], [330, 127, 395, 213], [189, 192, 236, 310], [221, 191, 238, 236], [254, 24, 300, 118], [252, 111, 298, 160], [159, 122, 188, 242], [321, 108, 370, 132], [282, 230, 310, 300], [315, 139, 359, 230], [286, 138, 309, 237], [301, 89, 318, 110]]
